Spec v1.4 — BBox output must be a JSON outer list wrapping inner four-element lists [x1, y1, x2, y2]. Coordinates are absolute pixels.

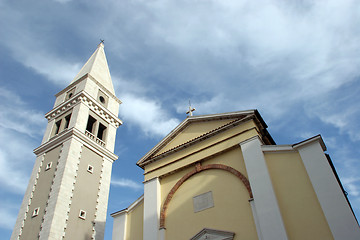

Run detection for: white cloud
[[0, 88, 44, 194], [119, 93, 180, 137], [0, 127, 36, 194], [343, 177, 360, 197], [0, 88, 46, 138], [111, 178, 143, 191], [53, 0, 72, 3], [0, 203, 18, 230]]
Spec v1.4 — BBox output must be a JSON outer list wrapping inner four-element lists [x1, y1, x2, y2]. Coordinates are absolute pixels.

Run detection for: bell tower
[[11, 43, 122, 240]]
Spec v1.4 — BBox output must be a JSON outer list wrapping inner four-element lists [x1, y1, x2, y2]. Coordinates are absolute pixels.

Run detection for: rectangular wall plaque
[[193, 191, 214, 213]]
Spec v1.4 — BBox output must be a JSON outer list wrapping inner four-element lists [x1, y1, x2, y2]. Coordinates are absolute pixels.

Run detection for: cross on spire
[[186, 100, 196, 117]]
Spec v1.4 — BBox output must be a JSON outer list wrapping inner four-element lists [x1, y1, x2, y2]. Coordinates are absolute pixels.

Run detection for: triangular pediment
[[137, 110, 272, 168], [190, 228, 235, 240]]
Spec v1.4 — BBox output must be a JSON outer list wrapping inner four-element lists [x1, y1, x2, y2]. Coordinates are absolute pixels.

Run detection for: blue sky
[[1, 0, 360, 238]]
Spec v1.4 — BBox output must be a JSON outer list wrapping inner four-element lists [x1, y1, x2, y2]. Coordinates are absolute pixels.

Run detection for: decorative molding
[[55, 73, 122, 104], [143, 128, 256, 176], [34, 127, 118, 161], [292, 134, 326, 151], [137, 109, 274, 167], [190, 228, 235, 240], [160, 163, 252, 228], [39, 145, 64, 238], [45, 91, 122, 128], [92, 157, 105, 239], [261, 145, 295, 152]]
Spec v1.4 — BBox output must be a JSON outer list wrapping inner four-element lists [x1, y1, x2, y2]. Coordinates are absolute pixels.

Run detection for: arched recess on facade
[[159, 163, 253, 229]]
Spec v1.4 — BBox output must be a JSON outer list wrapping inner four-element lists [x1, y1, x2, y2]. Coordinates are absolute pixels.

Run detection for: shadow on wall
[[94, 220, 106, 240]]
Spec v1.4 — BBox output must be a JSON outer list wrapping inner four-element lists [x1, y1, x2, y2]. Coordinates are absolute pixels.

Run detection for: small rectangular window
[[64, 114, 71, 129], [97, 123, 107, 140], [87, 165, 93, 174], [45, 162, 52, 171], [54, 120, 62, 135], [32, 207, 40, 217], [79, 210, 86, 220], [86, 115, 96, 133]]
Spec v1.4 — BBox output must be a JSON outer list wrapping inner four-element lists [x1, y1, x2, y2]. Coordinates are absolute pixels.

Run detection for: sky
[[0, 0, 360, 238]]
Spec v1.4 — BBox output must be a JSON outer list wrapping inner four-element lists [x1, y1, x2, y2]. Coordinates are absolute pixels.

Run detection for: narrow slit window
[[45, 162, 52, 171], [79, 210, 86, 220], [87, 165, 93, 173], [66, 88, 75, 100], [54, 120, 62, 135], [64, 114, 71, 129], [86, 115, 96, 133], [32, 207, 40, 217], [97, 123, 106, 140]]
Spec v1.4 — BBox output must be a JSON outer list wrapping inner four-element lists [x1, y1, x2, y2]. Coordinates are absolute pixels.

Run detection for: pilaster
[[143, 178, 161, 240], [39, 138, 83, 240], [42, 119, 55, 144], [296, 139, 360, 239], [112, 213, 127, 240], [240, 136, 288, 240], [93, 157, 113, 239]]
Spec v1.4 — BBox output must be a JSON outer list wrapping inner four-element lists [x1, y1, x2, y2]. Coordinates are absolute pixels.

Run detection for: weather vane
[[186, 100, 196, 117], [100, 39, 105, 44]]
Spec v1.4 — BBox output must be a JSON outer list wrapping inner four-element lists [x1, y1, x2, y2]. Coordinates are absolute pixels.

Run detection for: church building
[[111, 110, 360, 239]]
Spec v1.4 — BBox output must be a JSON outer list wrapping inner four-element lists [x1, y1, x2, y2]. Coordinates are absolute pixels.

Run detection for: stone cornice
[[292, 134, 326, 151], [45, 91, 123, 128], [110, 195, 144, 217], [33, 127, 118, 161], [137, 115, 255, 168], [55, 73, 122, 104]]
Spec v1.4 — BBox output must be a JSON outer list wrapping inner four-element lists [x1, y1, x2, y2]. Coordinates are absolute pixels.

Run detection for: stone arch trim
[[159, 163, 252, 228]]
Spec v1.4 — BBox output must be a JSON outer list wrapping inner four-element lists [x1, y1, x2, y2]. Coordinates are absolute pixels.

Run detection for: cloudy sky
[[1, 0, 360, 238]]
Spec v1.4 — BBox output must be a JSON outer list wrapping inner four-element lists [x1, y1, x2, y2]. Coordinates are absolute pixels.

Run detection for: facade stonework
[[112, 111, 360, 240]]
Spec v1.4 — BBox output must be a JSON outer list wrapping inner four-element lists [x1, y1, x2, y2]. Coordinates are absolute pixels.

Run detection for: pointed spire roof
[[71, 43, 115, 94]]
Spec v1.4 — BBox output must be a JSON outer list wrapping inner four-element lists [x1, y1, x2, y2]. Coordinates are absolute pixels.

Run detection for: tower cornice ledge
[[45, 91, 123, 127], [55, 73, 122, 104], [33, 127, 118, 161]]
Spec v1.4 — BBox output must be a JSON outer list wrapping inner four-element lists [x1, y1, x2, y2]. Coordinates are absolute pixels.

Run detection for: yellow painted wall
[[265, 151, 334, 240], [160, 147, 248, 204], [163, 169, 257, 239], [157, 119, 236, 155], [125, 201, 144, 240]]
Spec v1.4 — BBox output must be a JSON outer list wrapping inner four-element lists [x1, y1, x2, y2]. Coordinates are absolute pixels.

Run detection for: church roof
[[137, 110, 275, 168], [71, 42, 115, 94]]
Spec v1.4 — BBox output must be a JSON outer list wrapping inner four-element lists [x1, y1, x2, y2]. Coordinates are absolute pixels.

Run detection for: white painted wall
[[112, 213, 127, 240]]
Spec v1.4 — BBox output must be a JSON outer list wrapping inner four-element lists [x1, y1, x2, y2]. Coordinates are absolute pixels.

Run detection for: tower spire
[[71, 42, 115, 94]]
